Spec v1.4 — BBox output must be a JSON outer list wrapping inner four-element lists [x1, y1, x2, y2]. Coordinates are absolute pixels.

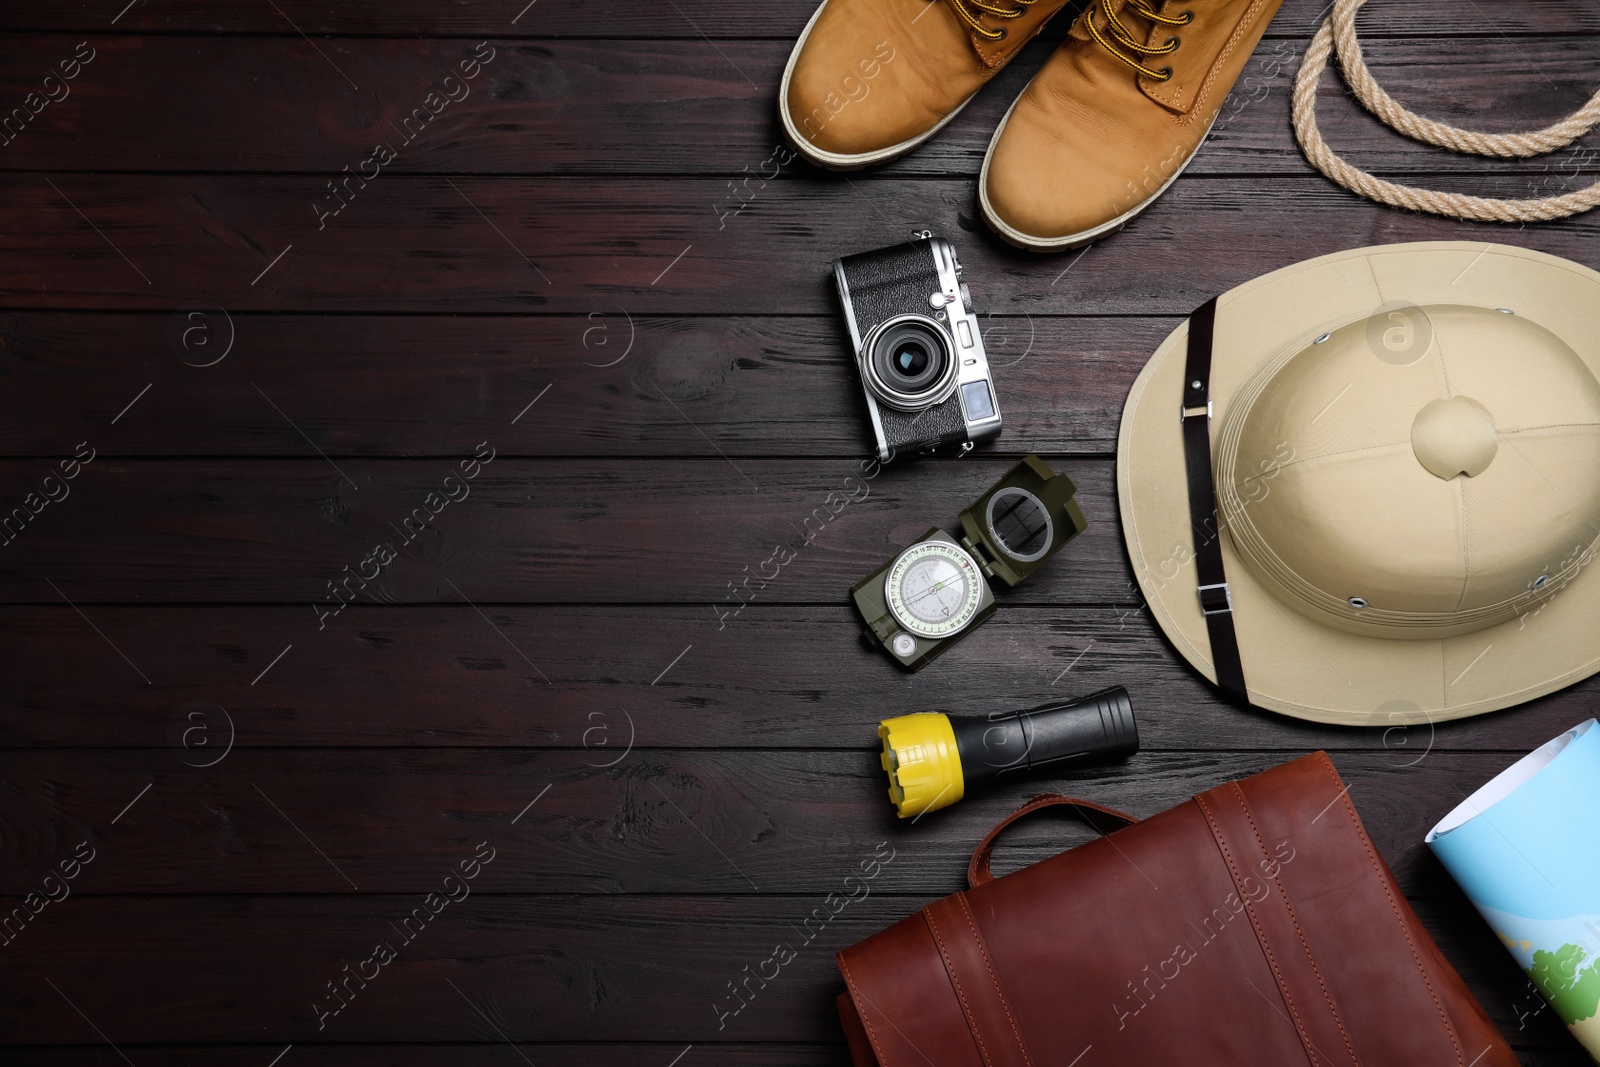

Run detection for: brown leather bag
[[835, 751, 1514, 1066]]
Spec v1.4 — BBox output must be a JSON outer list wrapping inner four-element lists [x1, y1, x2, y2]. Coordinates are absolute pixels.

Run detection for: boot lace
[[1084, 0, 1191, 81], [942, 0, 1039, 42]]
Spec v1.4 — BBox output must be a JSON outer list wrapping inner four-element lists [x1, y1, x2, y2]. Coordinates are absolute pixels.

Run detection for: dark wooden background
[[2, 1, 1599, 1063]]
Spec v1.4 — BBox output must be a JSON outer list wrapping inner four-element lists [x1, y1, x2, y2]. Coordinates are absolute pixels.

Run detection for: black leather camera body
[[834, 233, 1002, 462]]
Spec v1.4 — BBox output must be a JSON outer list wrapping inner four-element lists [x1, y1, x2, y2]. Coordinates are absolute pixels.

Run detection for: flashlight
[[877, 686, 1138, 818]]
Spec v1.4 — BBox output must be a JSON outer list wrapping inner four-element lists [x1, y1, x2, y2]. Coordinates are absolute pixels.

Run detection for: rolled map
[[1426, 719, 1600, 1062]]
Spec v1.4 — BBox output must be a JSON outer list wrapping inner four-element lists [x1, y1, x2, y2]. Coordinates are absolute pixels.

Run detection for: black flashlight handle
[[948, 686, 1138, 788]]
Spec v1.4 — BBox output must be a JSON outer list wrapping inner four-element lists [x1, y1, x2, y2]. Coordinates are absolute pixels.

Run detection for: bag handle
[[968, 792, 1140, 888]]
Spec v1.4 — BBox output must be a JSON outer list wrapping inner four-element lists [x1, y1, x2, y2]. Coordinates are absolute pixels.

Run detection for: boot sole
[[778, 0, 978, 172], [977, 89, 1216, 251]]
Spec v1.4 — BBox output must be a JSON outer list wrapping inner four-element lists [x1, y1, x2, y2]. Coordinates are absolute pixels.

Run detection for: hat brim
[[1117, 242, 1600, 726]]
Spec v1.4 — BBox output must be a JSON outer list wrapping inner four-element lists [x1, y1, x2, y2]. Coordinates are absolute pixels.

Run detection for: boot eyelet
[[993, 27, 1008, 40], [1157, 66, 1173, 80], [1178, 9, 1194, 22], [1166, 36, 1181, 50]]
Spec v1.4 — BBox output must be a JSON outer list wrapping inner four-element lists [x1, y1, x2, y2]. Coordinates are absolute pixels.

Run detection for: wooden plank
[[0, 312, 1152, 458], [0, 749, 1561, 898], [0, 0, 1593, 37], [0, 1047, 848, 1067], [2, 35, 1598, 179], [0, 457, 1141, 604], [2, 175, 1598, 314], [3, 604, 1594, 752], [0, 892, 1568, 1046], [3, 1049, 1590, 1067]]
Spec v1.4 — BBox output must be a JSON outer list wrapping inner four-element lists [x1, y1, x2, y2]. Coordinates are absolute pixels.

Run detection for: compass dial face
[[884, 541, 984, 638]]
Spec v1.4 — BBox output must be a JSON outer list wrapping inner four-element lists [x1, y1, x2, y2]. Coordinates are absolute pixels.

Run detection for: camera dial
[[861, 314, 959, 412]]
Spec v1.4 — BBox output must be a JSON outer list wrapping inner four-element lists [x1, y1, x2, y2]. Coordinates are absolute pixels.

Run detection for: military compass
[[853, 455, 1087, 671]]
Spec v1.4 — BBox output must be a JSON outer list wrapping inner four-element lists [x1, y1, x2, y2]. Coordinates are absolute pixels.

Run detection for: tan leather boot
[[780, 0, 1073, 170], [979, 0, 1284, 249]]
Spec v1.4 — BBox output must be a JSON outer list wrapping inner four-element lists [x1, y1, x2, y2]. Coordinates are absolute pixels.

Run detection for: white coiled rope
[[1292, 0, 1600, 222]]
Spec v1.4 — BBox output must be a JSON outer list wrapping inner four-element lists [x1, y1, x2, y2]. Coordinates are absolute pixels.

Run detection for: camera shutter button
[[929, 291, 949, 309]]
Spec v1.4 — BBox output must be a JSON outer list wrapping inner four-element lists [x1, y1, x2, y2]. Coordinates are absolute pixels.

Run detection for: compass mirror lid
[[959, 455, 1088, 588]]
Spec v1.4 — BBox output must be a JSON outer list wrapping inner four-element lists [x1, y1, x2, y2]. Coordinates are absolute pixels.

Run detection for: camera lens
[[894, 341, 930, 378], [874, 324, 945, 393], [865, 317, 956, 410]]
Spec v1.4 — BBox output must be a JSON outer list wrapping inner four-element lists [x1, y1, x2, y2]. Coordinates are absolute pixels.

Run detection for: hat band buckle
[[1198, 581, 1233, 616]]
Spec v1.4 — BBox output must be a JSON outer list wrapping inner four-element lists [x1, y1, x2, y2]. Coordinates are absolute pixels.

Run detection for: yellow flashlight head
[[878, 713, 965, 819]]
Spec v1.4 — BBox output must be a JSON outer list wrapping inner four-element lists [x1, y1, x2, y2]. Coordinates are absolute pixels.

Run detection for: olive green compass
[[852, 455, 1088, 671]]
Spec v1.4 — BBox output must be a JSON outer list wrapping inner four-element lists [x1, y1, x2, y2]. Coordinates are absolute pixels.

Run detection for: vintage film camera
[[834, 232, 1002, 462]]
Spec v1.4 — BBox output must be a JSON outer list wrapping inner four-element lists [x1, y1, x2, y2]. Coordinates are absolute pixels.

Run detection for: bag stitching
[[835, 954, 891, 1067], [954, 890, 1036, 1067], [1317, 754, 1466, 1067], [1195, 792, 1319, 1065], [925, 899, 997, 1067], [1226, 780, 1360, 1067]]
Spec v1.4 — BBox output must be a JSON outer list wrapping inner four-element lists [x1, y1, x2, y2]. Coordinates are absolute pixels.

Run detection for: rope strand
[[1292, 0, 1600, 223]]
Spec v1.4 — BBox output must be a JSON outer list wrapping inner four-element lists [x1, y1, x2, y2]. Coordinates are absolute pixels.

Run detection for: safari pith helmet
[[1118, 243, 1600, 724]]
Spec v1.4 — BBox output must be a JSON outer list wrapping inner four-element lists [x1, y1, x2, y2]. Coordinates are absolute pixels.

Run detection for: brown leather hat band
[[1181, 297, 1249, 702]]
